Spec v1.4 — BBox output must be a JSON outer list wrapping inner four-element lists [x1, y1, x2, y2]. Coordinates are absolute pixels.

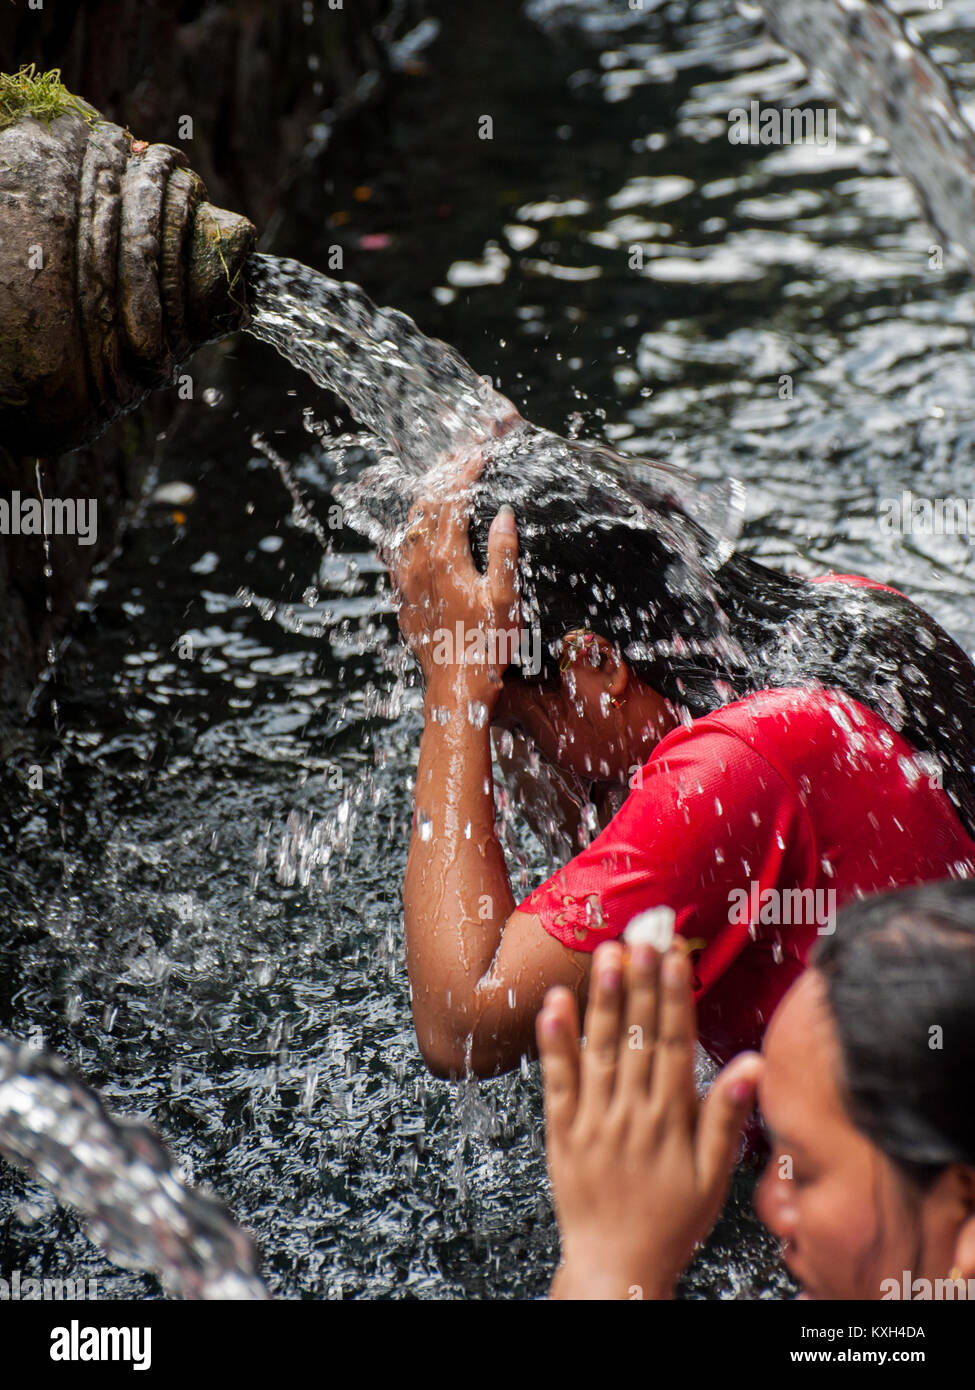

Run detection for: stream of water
[[760, 0, 975, 270], [0, 1034, 266, 1299]]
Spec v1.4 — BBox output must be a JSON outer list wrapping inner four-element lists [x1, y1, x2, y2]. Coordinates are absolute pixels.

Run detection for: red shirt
[[517, 680, 975, 1065]]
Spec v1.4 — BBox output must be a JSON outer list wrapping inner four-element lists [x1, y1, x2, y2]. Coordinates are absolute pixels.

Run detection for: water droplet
[[467, 701, 488, 728]]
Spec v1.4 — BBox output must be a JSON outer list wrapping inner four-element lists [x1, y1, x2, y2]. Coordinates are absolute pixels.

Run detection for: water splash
[[245, 252, 518, 468], [0, 1034, 268, 1300], [246, 252, 745, 570], [13, 0, 975, 1303], [244, 250, 748, 738]]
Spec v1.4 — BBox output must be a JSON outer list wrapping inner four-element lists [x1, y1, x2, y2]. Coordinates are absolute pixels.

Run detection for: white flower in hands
[[624, 906, 675, 953]]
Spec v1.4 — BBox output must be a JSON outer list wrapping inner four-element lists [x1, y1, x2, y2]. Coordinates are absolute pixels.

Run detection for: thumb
[[487, 505, 519, 617], [696, 1051, 762, 1216]]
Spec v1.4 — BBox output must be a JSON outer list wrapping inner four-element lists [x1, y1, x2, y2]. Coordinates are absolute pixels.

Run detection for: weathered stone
[[0, 0, 424, 733], [0, 103, 255, 459]]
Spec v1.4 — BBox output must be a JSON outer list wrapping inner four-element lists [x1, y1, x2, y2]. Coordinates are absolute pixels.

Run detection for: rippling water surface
[[3, 0, 975, 1298]]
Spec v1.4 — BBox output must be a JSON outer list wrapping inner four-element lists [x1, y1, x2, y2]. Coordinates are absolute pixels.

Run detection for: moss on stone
[[0, 65, 96, 131], [187, 203, 254, 332]]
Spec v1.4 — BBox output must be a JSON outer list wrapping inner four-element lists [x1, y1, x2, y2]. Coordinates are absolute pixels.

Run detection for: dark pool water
[[3, 0, 975, 1299]]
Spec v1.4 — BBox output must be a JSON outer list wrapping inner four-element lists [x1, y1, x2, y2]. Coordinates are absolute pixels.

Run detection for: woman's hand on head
[[389, 449, 522, 705], [538, 939, 762, 1300]]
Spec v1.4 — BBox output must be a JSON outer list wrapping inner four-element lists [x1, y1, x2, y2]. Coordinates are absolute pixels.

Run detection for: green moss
[[0, 65, 96, 132]]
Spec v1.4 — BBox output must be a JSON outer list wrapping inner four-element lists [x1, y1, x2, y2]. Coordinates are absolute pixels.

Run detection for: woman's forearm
[[404, 671, 516, 1076]]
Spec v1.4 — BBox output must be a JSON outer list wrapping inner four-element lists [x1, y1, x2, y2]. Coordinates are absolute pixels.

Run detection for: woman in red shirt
[[389, 439, 975, 1077]]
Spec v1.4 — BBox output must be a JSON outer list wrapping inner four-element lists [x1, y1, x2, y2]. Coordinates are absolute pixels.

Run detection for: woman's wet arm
[[403, 668, 518, 1076], [405, 670, 593, 1077]]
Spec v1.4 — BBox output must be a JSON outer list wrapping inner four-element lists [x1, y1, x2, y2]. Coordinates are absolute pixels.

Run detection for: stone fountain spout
[[0, 78, 257, 457]]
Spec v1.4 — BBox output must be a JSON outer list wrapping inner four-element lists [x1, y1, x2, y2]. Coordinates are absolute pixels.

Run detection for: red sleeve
[[807, 572, 905, 598], [516, 725, 816, 996]]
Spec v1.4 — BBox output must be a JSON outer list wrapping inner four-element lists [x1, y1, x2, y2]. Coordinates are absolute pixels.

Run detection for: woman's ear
[[559, 632, 630, 706], [597, 641, 629, 700], [608, 658, 629, 701], [949, 1170, 975, 1281]]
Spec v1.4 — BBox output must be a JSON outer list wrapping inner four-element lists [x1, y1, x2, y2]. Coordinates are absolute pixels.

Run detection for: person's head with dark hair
[[452, 431, 975, 834], [755, 879, 975, 1300]]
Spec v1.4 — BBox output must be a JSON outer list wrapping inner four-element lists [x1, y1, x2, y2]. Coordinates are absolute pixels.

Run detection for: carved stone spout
[[0, 84, 256, 457]]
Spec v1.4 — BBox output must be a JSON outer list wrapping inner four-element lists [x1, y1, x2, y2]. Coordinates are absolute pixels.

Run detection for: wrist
[[552, 1245, 675, 1302], [424, 667, 503, 715]]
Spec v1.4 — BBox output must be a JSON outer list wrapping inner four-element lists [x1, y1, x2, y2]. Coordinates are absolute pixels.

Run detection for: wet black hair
[[462, 432, 975, 838], [813, 880, 975, 1189]]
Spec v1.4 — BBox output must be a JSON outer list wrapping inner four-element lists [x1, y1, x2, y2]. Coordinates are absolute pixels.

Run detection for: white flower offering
[[623, 905, 676, 954]]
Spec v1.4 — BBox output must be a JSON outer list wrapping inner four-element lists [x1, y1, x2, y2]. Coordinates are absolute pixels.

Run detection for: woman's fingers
[[651, 948, 698, 1125], [488, 404, 523, 439], [577, 941, 625, 1123], [615, 943, 660, 1099], [429, 454, 482, 579], [695, 1052, 762, 1221], [435, 487, 477, 581], [537, 986, 582, 1145], [391, 505, 435, 595], [433, 448, 485, 520], [456, 448, 487, 485], [393, 488, 474, 603], [486, 506, 519, 621]]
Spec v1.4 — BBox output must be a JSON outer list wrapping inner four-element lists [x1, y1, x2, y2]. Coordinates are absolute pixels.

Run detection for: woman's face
[[493, 673, 629, 783], [755, 970, 967, 1300], [492, 632, 676, 784]]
